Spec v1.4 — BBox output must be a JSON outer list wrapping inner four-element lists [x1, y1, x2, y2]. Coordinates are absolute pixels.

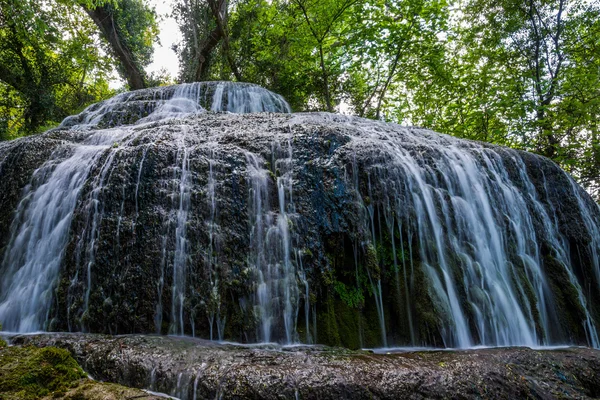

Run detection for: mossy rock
[[59, 381, 162, 400], [0, 345, 162, 400], [0, 346, 85, 399]]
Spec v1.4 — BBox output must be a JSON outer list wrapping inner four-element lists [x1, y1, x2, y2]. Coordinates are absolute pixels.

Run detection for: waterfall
[[206, 149, 226, 341], [337, 118, 600, 347], [0, 82, 291, 334], [276, 140, 298, 344], [0, 128, 133, 331], [59, 81, 291, 130], [0, 84, 598, 350], [169, 130, 191, 335], [246, 140, 299, 343]]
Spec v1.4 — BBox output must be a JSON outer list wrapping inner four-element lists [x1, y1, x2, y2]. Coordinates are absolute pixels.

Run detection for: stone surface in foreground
[[0, 340, 164, 399], [6, 333, 600, 399]]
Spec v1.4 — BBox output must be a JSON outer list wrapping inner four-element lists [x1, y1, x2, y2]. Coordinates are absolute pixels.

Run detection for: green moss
[[0, 345, 156, 400], [333, 281, 364, 309], [364, 243, 380, 279], [317, 292, 341, 347], [0, 346, 86, 399]]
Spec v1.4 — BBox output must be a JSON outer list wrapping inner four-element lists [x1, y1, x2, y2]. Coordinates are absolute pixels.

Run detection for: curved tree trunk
[[84, 5, 146, 90], [193, 25, 223, 82], [191, 0, 241, 83]]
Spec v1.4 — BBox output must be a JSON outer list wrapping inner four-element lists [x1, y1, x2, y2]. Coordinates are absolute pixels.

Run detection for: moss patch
[[0, 345, 159, 400], [60, 381, 160, 400], [0, 346, 85, 399]]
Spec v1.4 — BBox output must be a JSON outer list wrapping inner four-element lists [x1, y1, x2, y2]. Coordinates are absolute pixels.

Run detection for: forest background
[[1, 0, 599, 199]]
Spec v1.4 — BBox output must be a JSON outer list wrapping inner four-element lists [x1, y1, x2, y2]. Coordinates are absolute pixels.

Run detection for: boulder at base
[[8, 333, 600, 400]]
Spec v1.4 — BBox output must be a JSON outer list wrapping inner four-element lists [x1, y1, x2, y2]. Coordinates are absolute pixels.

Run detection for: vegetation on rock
[[9, 333, 600, 399], [0, 343, 162, 400], [0, 345, 85, 399]]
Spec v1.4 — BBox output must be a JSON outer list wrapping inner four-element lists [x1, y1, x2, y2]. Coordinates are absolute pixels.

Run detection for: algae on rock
[[0, 344, 163, 400]]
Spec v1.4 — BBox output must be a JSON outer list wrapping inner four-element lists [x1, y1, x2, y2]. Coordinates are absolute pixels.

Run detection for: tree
[[0, 0, 113, 138], [384, 0, 600, 198], [0, 0, 159, 138], [173, 0, 365, 112], [342, 0, 448, 119], [291, 0, 359, 112], [172, 0, 240, 83], [226, 0, 325, 110], [79, 0, 158, 89]]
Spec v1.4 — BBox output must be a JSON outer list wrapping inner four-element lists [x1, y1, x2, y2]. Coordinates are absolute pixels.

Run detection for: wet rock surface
[[0, 91, 599, 348], [0, 337, 164, 400], [6, 333, 600, 399]]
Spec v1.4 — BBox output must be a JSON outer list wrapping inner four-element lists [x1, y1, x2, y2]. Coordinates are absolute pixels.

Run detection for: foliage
[[0, 0, 115, 139], [1, 0, 598, 197], [333, 281, 364, 308], [403, 0, 600, 198], [227, 0, 326, 110], [81, 0, 159, 85], [343, 0, 448, 120], [0, 0, 159, 138]]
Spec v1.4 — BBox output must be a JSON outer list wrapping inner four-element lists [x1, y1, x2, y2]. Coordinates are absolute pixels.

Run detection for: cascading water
[[0, 81, 291, 335], [331, 118, 600, 348], [204, 149, 228, 341], [0, 128, 134, 331], [59, 81, 291, 129], [0, 83, 598, 351], [169, 130, 191, 335], [246, 141, 299, 343]]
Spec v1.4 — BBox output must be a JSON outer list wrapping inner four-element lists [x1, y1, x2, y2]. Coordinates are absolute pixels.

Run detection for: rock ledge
[[6, 333, 600, 399]]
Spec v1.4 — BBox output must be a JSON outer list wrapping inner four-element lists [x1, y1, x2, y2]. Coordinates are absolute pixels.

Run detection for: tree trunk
[[188, 0, 242, 82], [319, 45, 333, 112], [193, 25, 223, 82], [375, 43, 403, 120], [84, 5, 146, 90], [539, 109, 559, 159]]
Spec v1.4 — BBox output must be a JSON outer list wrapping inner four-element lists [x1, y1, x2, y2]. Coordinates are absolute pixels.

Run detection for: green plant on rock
[[333, 280, 364, 309], [0, 346, 86, 399], [364, 242, 380, 279]]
